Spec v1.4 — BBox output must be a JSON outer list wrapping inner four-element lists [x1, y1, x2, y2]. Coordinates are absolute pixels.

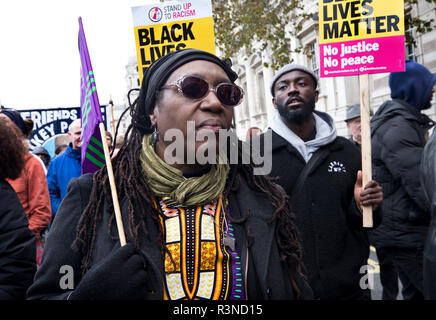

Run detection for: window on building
[[405, 21, 417, 62], [250, 54, 266, 115], [255, 71, 265, 114], [307, 42, 320, 76], [241, 80, 249, 119]]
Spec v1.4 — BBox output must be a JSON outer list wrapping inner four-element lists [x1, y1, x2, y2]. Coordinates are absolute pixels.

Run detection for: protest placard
[[319, 0, 405, 77], [132, 0, 216, 83], [319, 0, 406, 227]]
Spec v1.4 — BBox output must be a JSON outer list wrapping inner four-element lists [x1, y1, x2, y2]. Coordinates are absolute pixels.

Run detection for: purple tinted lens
[[180, 76, 209, 99], [217, 84, 242, 106]]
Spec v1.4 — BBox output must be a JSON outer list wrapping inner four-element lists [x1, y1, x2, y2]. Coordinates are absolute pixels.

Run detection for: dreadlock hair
[[225, 139, 305, 293], [72, 49, 304, 294]]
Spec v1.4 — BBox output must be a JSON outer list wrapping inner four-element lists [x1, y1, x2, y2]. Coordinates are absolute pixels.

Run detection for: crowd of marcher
[[0, 49, 435, 300]]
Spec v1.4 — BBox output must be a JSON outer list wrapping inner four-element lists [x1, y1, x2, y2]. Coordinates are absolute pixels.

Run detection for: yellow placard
[[134, 17, 216, 83], [319, 0, 404, 44]]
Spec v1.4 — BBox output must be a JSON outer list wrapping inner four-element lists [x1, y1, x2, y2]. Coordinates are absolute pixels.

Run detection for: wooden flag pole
[[109, 96, 116, 135], [359, 74, 373, 228], [99, 122, 127, 246]]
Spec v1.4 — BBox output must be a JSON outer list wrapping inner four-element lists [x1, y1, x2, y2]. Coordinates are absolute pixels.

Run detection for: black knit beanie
[[131, 49, 238, 134]]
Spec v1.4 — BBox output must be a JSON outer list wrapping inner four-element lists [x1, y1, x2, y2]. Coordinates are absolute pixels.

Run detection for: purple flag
[[78, 17, 105, 174]]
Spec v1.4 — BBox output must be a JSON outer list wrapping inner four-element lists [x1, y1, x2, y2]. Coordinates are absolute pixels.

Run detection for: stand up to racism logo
[[149, 7, 163, 22], [132, 0, 216, 84]]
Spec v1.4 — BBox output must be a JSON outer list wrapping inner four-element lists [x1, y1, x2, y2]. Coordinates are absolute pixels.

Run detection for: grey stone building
[[231, 0, 436, 140], [122, 0, 436, 140]]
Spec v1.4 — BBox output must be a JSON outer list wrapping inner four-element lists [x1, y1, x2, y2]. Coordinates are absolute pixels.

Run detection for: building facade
[[122, 0, 436, 141], [111, 55, 139, 137], [231, 0, 436, 140]]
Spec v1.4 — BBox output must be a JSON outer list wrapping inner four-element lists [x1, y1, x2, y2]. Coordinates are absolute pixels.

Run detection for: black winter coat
[[420, 129, 436, 299], [27, 173, 312, 300], [253, 129, 382, 300], [370, 99, 433, 248], [0, 180, 36, 300]]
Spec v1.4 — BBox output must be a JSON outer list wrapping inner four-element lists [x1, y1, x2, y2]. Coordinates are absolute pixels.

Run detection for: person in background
[[106, 131, 113, 153], [344, 104, 374, 150], [421, 125, 436, 299], [344, 103, 400, 300], [111, 134, 124, 159], [31, 145, 52, 246], [46, 119, 82, 220], [0, 110, 51, 267], [32, 146, 51, 170], [0, 117, 36, 299], [371, 60, 435, 300], [55, 144, 68, 156], [245, 126, 262, 140], [420, 68, 436, 301], [344, 104, 362, 149]]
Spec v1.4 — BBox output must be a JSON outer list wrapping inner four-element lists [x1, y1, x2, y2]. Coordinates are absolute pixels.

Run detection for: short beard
[[276, 97, 315, 125]]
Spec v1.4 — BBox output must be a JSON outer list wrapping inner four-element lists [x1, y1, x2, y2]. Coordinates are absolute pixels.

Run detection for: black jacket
[[27, 172, 312, 300], [0, 180, 36, 300], [420, 129, 436, 299], [370, 99, 434, 248], [253, 129, 381, 300]]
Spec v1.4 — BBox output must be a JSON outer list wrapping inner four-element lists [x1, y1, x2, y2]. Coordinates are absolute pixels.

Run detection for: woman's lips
[[197, 120, 224, 132]]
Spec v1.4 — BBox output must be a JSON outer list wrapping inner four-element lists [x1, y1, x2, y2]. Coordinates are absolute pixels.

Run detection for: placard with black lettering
[[132, 0, 216, 84], [319, 0, 405, 77]]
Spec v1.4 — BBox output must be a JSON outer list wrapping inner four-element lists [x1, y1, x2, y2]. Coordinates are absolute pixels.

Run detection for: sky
[[0, 0, 157, 110]]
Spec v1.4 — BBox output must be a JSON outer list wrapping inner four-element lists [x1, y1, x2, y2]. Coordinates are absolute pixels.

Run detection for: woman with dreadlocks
[[27, 49, 312, 300]]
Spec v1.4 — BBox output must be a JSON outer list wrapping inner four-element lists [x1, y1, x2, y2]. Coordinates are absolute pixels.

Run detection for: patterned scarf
[[139, 134, 229, 207]]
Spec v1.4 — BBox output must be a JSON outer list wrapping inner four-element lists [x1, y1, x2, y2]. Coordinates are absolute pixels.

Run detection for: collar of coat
[[268, 128, 344, 154], [114, 170, 280, 300], [371, 99, 436, 135]]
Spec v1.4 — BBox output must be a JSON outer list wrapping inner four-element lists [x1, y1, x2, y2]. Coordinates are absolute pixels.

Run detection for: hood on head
[[389, 60, 436, 110]]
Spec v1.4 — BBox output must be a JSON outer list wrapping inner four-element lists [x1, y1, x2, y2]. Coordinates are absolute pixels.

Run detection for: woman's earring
[[152, 126, 159, 144]]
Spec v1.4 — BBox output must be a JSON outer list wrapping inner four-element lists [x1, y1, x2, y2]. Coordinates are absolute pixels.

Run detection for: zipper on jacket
[[244, 245, 249, 299]]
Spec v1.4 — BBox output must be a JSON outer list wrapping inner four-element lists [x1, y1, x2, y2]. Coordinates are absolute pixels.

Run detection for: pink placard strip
[[319, 35, 405, 77]]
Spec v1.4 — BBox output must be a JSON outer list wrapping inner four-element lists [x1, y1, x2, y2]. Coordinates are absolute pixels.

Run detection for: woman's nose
[[199, 89, 225, 112]]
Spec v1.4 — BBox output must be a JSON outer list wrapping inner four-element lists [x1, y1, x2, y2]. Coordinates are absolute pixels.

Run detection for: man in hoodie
[[344, 104, 400, 300], [46, 119, 82, 220], [371, 60, 435, 300], [252, 64, 383, 300]]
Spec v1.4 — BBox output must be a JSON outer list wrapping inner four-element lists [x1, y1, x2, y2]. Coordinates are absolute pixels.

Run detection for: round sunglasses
[[160, 75, 244, 107]]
